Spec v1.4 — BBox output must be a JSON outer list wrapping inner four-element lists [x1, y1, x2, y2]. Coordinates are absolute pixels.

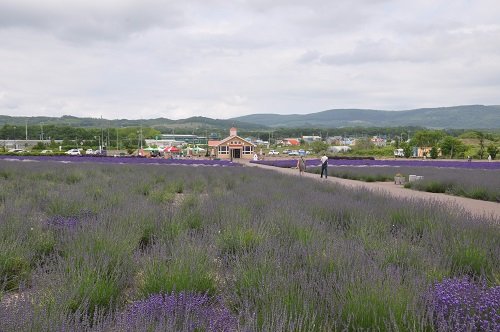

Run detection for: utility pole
[[100, 115, 104, 151], [25, 121, 28, 141]]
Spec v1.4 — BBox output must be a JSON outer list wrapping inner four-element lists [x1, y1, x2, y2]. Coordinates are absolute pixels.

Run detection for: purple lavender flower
[[45, 215, 80, 229], [117, 292, 237, 331], [428, 277, 500, 331]]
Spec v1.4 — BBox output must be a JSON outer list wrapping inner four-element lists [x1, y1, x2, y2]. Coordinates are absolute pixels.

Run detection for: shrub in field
[[428, 277, 500, 331], [116, 292, 237, 331], [138, 245, 216, 298], [341, 280, 416, 330], [0, 249, 30, 291], [217, 228, 261, 255], [450, 245, 492, 278]]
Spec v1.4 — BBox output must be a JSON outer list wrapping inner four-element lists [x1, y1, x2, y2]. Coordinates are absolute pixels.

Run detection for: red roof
[[285, 138, 300, 145], [208, 140, 221, 147], [164, 146, 180, 152]]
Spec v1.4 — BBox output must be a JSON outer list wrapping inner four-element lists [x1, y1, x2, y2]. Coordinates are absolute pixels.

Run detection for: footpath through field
[[238, 159, 500, 224]]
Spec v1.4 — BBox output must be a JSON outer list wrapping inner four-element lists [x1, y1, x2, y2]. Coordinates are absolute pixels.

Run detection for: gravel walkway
[[239, 160, 500, 224]]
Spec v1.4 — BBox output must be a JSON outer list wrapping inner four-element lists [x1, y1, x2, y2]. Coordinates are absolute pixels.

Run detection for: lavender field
[[0, 155, 241, 167], [0, 160, 499, 331], [253, 159, 500, 202]]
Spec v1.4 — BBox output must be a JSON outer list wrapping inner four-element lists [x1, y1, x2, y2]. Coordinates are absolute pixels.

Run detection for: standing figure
[[297, 156, 306, 176], [488, 154, 492, 162], [320, 154, 328, 178]]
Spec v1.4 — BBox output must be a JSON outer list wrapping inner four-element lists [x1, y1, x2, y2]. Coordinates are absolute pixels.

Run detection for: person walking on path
[[320, 154, 328, 178], [297, 156, 306, 176]]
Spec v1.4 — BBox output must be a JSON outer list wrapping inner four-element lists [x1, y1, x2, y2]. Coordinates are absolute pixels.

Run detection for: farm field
[[0, 160, 499, 331]]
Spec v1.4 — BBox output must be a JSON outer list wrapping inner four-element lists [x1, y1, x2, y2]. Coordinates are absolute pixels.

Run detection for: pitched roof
[[217, 135, 255, 147]]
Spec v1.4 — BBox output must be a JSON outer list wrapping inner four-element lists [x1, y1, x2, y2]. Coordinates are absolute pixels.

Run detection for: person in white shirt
[[320, 154, 328, 178]]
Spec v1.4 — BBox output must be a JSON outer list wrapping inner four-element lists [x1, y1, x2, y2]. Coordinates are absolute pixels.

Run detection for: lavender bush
[[116, 292, 237, 331], [0, 159, 498, 331], [428, 277, 500, 331]]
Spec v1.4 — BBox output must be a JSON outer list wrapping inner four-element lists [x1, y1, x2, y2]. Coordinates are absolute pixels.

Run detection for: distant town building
[[302, 135, 322, 143], [160, 134, 207, 144], [370, 136, 387, 147], [282, 138, 300, 146]]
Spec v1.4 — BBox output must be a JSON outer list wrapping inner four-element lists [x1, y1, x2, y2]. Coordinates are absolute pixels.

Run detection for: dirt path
[[239, 160, 500, 224]]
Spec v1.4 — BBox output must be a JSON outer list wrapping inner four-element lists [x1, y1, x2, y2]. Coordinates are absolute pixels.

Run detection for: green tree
[[32, 142, 46, 150], [429, 146, 439, 159], [354, 138, 374, 150], [310, 141, 329, 154], [392, 136, 400, 148], [486, 144, 498, 160], [412, 130, 445, 147], [440, 136, 466, 159], [476, 131, 486, 159], [400, 142, 413, 158]]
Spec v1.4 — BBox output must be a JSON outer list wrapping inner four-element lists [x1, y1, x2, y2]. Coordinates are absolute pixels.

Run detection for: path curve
[[239, 160, 500, 224]]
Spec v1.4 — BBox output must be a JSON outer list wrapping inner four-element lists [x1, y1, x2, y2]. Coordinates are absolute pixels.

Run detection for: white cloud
[[0, 0, 499, 120]]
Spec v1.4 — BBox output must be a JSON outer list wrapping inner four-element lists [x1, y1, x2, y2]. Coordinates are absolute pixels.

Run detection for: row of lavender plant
[[0, 160, 498, 331], [251, 158, 500, 170], [0, 155, 241, 167], [305, 166, 500, 202]]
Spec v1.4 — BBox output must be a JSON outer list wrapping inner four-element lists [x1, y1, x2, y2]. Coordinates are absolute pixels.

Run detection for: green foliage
[[139, 250, 215, 297], [450, 245, 491, 278], [218, 228, 261, 255], [400, 142, 413, 158], [31, 142, 47, 150], [0, 250, 30, 291], [310, 140, 330, 154], [67, 269, 122, 314], [486, 143, 498, 159], [354, 138, 374, 150], [429, 146, 439, 159], [440, 136, 466, 158], [412, 130, 445, 147], [342, 282, 414, 330]]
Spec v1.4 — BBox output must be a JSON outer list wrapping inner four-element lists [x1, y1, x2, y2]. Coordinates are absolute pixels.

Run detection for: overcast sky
[[1, 0, 499, 120]]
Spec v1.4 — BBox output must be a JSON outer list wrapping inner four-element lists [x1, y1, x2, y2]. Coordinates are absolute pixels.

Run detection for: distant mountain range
[[1, 105, 499, 129], [230, 105, 500, 129]]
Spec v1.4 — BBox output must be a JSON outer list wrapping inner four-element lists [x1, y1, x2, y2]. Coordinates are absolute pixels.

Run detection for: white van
[[394, 149, 404, 157]]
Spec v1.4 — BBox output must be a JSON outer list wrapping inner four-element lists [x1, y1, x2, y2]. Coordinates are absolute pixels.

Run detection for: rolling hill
[[1, 105, 499, 129], [230, 105, 500, 129]]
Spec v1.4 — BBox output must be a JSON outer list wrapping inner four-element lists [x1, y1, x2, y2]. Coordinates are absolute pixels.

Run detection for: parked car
[[8, 148, 26, 153], [40, 150, 53, 154], [288, 150, 299, 156], [65, 149, 81, 156], [86, 149, 95, 155], [268, 150, 279, 155]]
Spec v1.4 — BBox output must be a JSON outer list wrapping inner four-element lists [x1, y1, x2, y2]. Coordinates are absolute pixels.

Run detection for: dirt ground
[[239, 160, 500, 225]]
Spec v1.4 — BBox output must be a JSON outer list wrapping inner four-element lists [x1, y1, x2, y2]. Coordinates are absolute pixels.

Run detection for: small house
[[208, 127, 255, 160]]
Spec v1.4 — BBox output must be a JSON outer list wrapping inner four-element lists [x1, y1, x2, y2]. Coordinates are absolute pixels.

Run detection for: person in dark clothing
[[320, 154, 328, 178]]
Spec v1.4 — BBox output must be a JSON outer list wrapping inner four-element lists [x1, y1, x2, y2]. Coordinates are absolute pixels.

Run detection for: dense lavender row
[[308, 166, 500, 202], [428, 278, 500, 331], [0, 155, 240, 167], [251, 158, 500, 170], [0, 161, 498, 331]]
